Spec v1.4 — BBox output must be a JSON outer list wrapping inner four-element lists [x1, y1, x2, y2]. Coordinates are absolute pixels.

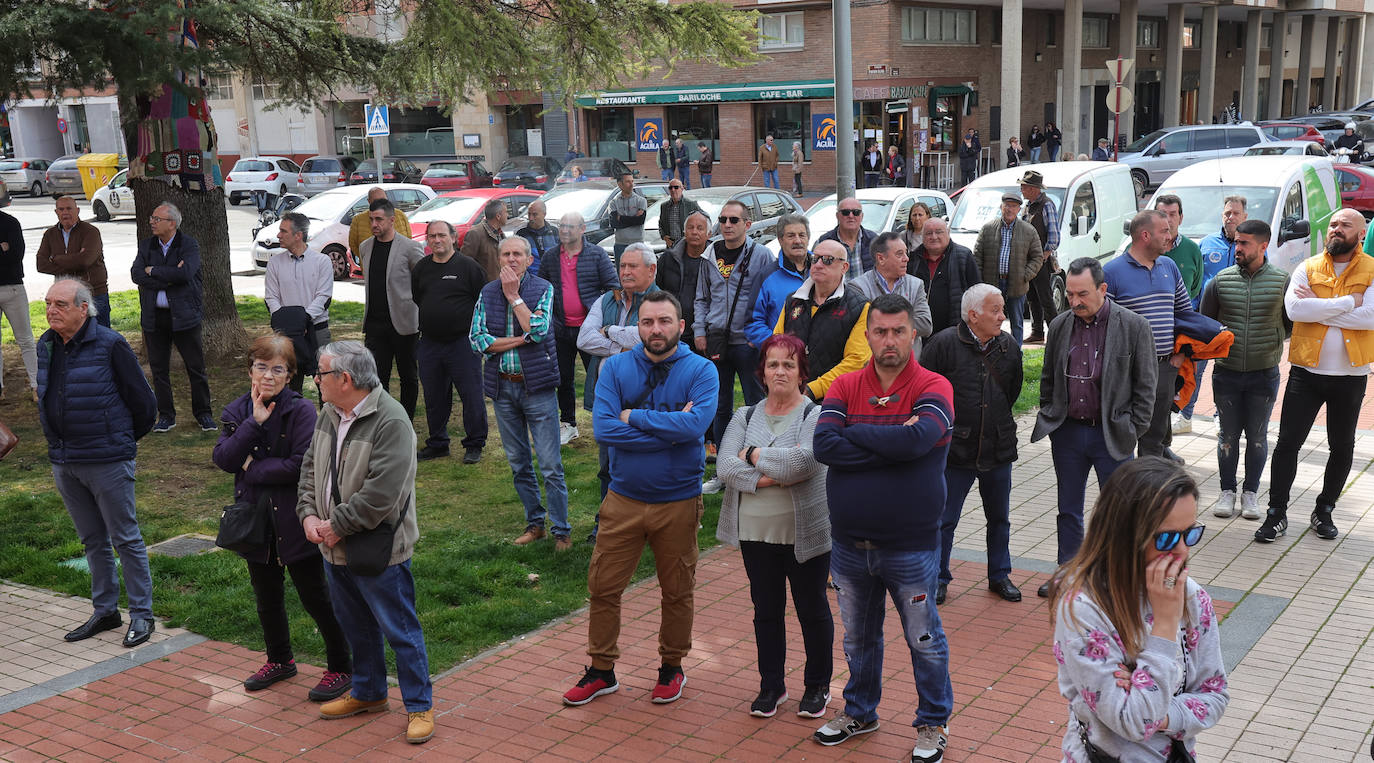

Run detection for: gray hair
[[484, 199, 505, 220], [685, 210, 711, 228], [1223, 194, 1247, 210], [774, 213, 809, 240], [622, 242, 657, 267], [281, 212, 310, 240], [501, 235, 532, 257], [319, 340, 379, 390], [55, 277, 98, 317], [961, 283, 1001, 318], [560, 211, 585, 227], [156, 202, 182, 227]]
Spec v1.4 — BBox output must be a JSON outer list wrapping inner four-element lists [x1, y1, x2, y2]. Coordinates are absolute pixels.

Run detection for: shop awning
[[930, 85, 973, 98], [575, 80, 835, 107]]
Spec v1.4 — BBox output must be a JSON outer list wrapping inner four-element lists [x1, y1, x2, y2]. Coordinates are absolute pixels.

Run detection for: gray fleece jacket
[[693, 238, 777, 345]]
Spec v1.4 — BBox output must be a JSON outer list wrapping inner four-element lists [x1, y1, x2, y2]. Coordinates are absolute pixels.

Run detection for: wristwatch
[[512, 297, 525, 307]]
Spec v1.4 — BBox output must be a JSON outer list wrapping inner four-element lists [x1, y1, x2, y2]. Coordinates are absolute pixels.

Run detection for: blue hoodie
[[1198, 228, 1236, 287], [746, 253, 808, 347], [593, 341, 720, 502]]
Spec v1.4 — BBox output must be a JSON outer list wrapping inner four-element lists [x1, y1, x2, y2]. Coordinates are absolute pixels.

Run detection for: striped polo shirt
[[1102, 248, 1193, 357]]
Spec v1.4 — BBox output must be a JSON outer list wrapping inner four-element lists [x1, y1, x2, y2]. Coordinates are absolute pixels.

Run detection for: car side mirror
[[1122, 220, 1131, 235], [1280, 219, 1311, 243]]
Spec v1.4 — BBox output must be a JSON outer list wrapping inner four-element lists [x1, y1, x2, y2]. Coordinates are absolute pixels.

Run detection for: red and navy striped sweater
[[813, 359, 954, 551]]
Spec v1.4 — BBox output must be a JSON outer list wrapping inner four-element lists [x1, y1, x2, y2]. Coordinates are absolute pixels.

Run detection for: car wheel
[[1131, 170, 1148, 198], [324, 244, 351, 281], [29, 182, 41, 197], [229, 194, 241, 206], [92, 200, 111, 222], [1052, 271, 1070, 315]]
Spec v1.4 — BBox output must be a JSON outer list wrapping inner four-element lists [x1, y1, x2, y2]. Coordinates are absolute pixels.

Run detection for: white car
[[225, 156, 303, 206], [763, 187, 954, 255], [90, 169, 136, 221], [251, 183, 435, 280], [1243, 140, 1330, 158]]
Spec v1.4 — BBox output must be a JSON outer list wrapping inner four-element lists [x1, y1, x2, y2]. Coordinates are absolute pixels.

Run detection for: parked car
[[554, 157, 636, 184], [1281, 113, 1373, 149], [90, 169, 136, 221], [492, 156, 563, 191], [1334, 164, 1374, 220], [225, 156, 303, 205], [251, 183, 435, 280], [44, 156, 85, 198], [296, 155, 360, 196], [1145, 155, 1339, 274], [1258, 121, 1327, 147], [512, 180, 670, 245], [601, 186, 804, 254], [952, 161, 1138, 311], [1244, 140, 1330, 158], [408, 188, 542, 251], [419, 160, 493, 192], [350, 158, 422, 185], [0, 157, 53, 196], [0, 179, 11, 208], [765, 188, 954, 256], [1116, 124, 1269, 195]]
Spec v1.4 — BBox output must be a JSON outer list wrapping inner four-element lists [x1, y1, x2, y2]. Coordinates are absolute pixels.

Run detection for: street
[[4, 193, 365, 304]]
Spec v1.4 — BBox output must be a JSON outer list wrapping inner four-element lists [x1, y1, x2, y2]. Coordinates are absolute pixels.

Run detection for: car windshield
[[293, 189, 364, 221], [1162, 186, 1281, 240], [410, 196, 485, 223], [807, 199, 895, 238], [1123, 130, 1171, 154], [0, 161, 25, 171], [948, 187, 1067, 234], [302, 159, 340, 172], [558, 161, 615, 181], [1245, 146, 1300, 156], [356, 160, 398, 172], [540, 186, 613, 221], [234, 161, 273, 172], [50, 160, 78, 171], [500, 157, 544, 172]]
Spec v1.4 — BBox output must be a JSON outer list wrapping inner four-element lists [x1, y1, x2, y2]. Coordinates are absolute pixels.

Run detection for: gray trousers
[[53, 460, 154, 620], [0, 283, 37, 389], [1138, 356, 1177, 458]]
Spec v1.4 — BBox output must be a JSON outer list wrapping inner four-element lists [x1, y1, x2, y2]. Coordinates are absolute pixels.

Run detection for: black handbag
[[216, 494, 272, 555], [328, 426, 407, 577]]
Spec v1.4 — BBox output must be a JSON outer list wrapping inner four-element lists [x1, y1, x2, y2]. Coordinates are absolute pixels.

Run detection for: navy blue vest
[[479, 274, 559, 397], [37, 322, 137, 463]]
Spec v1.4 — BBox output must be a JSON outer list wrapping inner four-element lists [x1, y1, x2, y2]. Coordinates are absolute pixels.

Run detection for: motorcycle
[[251, 190, 307, 240]]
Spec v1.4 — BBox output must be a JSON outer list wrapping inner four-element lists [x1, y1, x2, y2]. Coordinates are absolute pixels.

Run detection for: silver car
[[1117, 124, 1269, 196], [296, 155, 360, 196], [0, 157, 53, 196], [45, 157, 85, 198]]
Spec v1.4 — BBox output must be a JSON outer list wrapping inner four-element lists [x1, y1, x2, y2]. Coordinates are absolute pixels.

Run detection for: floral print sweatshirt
[[1053, 579, 1229, 762]]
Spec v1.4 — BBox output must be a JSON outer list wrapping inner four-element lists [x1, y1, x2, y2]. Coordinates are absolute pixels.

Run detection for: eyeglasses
[[558, 224, 582, 230], [838, 209, 862, 217], [1153, 524, 1206, 552], [718, 216, 743, 225], [252, 362, 290, 377], [810, 254, 841, 266], [312, 369, 342, 382], [148, 215, 170, 224]]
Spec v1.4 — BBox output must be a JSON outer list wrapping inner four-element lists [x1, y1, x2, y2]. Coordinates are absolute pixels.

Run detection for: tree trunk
[[129, 176, 248, 361]]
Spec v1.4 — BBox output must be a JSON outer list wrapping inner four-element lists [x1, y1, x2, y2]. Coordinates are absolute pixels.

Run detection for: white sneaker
[[1241, 491, 1262, 520], [701, 476, 722, 495], [559, 423, 579, 446], [1214, 490, 1236, 518], [1172, 413, 1193, 435]]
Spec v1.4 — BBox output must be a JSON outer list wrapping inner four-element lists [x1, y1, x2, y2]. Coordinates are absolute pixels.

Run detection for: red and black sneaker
[[562, 666, 619, 706], [308, 670, 353, 702], [243, 661, 297, 691], [651, 665, 686, 704]]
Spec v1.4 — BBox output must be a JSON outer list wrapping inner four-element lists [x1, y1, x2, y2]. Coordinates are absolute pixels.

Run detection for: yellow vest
[[1288, 247, 1374, 368]]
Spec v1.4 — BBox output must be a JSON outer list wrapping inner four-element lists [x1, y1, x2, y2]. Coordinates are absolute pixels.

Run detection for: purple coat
[[212, 388, 319, 565]]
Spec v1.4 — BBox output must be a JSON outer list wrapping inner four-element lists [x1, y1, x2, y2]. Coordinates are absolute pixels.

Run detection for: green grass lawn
[[0, 296, 1042, 673]]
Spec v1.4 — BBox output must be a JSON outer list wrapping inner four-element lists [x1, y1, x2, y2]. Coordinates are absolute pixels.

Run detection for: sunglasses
[[810, 254, 841, 266], [669, 185, 683, 190], [718, 215, 743, 224], [1153, 524, 1205, 552], [838, 209, 862, 217]]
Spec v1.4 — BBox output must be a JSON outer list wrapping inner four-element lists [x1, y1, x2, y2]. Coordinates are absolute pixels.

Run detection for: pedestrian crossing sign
[[365, 105, 390, 137]]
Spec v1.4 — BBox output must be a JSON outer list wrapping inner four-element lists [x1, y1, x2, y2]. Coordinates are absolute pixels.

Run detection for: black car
[[493, 156, 563, 191], [349, 158, 422, 184]]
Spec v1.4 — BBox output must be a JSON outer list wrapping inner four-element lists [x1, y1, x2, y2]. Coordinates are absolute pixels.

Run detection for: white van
[[1145, 155, 1339, 274], [949, 161, 1138, 308]]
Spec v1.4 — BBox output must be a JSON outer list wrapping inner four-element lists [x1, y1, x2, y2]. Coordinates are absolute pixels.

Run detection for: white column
[[1268, 12, 1287, 118], [1348, 16, 1367, 108], [1325, 17, 1343, 109], [1001, 0, 1023, 156], [1295, 14, 1315, 112], [1162, 5, 1184, 127], [1063, 0, 1084, 155], [1117, 0, 1138, 140], [1363, 13, 1374, 101], [1242, 11, 1262, 121], [1198, 6, 1218, 123]]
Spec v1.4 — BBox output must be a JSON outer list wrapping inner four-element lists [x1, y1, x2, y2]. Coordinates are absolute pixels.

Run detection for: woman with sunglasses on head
[[1050, 457, 1228, 762], [212, 333, 353, 702]]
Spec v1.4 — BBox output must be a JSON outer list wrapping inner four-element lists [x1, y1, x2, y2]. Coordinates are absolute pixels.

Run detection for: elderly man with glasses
[[657, 180, 702, 250], [816, 197, 877, 280]]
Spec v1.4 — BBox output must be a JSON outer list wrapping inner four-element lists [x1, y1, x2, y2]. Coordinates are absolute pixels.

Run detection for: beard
[[645, 328, 682, 354], [1329, 236, 1356, 256]]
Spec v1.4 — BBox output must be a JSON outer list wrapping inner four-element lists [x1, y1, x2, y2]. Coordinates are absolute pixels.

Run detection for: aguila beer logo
[[813, 115, 837, 151], [636, 119, 664, 151]]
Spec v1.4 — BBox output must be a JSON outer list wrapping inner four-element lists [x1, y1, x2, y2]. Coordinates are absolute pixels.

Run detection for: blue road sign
[[365, 105, 390, 137]]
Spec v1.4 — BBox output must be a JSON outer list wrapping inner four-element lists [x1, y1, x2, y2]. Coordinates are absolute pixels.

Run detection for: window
[[1046, 15, 1057, 46], [1157, 132, 1191, 154], [387, 107, 454, 156], [756, 192, 790, 219], [893, 199, 914, 232], [918, 194, 948, 219], [666, 105, 720, 161], [753, 102, 811, 161], [277, 159, 301, 173], [1282, 181, 1305, 225], [1225, 128, 1261, 149], [589, 108, 634, 161], [759, 12, 804, 50], [1340, 172, 1361, 194], [203, 72, 234, 100], [1070, 183, 1097, 236], [1261, 24, 1272, 49], [1182, 22, 1200, 49], [1137, 19, 1160, 49], [251, 83, 281, 101], [902, 7, 976, 44], [1082, 17, 1109, 49], [1193, 129, 1227, 151]]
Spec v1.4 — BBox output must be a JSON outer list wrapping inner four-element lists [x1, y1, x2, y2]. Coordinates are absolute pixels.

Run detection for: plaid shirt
[[1030, 195, 1061, 253], [998, 220, 1015, 276], [468, 278, 554, 375]]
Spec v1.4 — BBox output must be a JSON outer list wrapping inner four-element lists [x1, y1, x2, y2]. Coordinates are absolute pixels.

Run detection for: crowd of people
[[7, 173, 1373, 759]]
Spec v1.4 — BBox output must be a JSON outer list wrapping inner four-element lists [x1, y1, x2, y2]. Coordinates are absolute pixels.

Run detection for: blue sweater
[[746, 255, 807, 346], [1199, 229, 1237, 286], [593, 342, 720, 502]]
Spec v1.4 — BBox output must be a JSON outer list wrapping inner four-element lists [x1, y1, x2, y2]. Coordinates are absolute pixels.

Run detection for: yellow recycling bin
[[76, 154, 123, 199]]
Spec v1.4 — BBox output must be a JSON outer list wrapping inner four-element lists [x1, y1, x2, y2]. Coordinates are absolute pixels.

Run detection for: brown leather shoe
[[319, 694, 389, 719], [513, 526, 545, 546], [554, 536, 572, 552], [406, 710, 435, 744], [1025, 331, 1046, 344]]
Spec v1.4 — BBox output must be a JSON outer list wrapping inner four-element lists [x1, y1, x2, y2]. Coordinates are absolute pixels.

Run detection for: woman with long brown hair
[[1050, 457, 1228, 762]]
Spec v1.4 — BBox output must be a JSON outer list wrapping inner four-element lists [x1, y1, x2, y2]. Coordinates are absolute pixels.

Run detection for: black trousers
[[417, 335, 487, 450], [554, 325, 594, 425], [739, 541, 833, 692], [1138, 356, 1177, 458], [1026, 260, 1058, 335], [364, 324, 418, 418], [143, 309, 211, 420], [246, 555, 352, 672], [1268, 366, 1367, 515]]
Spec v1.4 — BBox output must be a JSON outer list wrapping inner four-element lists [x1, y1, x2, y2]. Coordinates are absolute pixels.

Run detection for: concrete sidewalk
[[2, 414, 1373, 761]]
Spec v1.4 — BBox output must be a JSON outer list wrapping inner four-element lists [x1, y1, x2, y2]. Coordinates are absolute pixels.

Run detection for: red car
[[420, 160, 494, 192], [1335, 164, 1374, 220], [1258, 121, 1327, 147], [408, 188, 542, 251]]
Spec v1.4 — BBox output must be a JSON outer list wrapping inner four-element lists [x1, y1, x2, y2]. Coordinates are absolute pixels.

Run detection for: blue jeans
[[324, 560, 431, 711], [661, 168, 674, 181], [712, 343, 765, 443], [417, 336, 487, 451], [677, 166, 691, 189], [939, 463, 1013, 584], [94, 293, 112, 328], [1180, 359, 1208, 419], [1003, 291, 1027, 347], [830, 543, 952, 728], [1213, 366, 1280, 493], [53, 460, 153, 620], [762, 169, 779, 189], [493, 380, 570, 537], [1049, 421, 1130, 564], [1030, 147, 1042, 163], [700, 172, 712, 188]]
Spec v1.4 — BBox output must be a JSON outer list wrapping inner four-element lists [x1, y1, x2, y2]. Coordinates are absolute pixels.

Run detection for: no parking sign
[[56, 117, 68, 134]]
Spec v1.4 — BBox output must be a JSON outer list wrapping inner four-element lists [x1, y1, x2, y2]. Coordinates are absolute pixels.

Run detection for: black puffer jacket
[[920, 321, 1022, 471]]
